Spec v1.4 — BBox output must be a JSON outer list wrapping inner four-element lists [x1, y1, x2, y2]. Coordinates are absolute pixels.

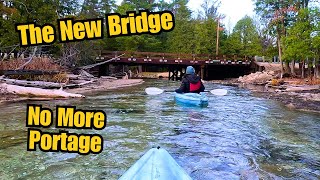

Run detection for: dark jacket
[[175, 74, 205, 93]]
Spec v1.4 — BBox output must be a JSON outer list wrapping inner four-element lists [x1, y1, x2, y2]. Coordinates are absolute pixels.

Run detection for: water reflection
[[0, 80, 319, 179]]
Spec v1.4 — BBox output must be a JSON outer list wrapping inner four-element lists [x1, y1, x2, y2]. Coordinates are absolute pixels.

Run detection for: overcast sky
[[187, 0, 255, 32], [114, 0, 256, 32]]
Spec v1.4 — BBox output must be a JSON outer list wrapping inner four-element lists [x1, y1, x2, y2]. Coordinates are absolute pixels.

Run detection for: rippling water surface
[[0, 80, 319, 179]]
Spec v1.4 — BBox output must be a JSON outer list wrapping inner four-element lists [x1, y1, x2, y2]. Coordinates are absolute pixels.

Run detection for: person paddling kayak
[[175, 66, 205, 94]]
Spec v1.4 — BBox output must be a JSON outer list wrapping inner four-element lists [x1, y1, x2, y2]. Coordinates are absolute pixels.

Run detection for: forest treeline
[[0, 0, 319, 77]]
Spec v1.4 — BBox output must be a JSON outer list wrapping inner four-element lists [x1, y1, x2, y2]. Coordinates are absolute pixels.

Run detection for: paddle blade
[[145, 87, 164, 95], [210, 89, 228, 96]]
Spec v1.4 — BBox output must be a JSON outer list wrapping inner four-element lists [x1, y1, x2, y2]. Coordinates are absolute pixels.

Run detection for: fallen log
[[67, 74, 80, 80], [79, 69, 94, 78], [285, 85, 320, 92], [100, 76, 117, 80], [0, 83, 84, 98], [0, 77, 66, 89], [0, 70, 60, 76], [79, 53, 125, 69], [66, 80, 95, 88]]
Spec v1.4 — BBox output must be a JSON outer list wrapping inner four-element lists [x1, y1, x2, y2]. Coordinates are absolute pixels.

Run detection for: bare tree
[[200, 0, 220, 19]]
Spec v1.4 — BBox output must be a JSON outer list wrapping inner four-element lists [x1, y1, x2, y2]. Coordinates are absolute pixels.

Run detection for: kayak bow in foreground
[[119, 147, 192, 180]]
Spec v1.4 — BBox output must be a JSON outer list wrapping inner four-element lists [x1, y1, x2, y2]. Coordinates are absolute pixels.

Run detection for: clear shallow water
[[0, 80, 319, 179]]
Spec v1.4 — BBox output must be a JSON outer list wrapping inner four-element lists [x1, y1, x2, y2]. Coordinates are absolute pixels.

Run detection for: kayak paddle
[[145, 87, 228, 96]]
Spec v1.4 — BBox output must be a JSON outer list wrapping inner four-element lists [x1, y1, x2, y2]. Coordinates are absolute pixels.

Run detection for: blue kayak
[[174, 92, 208, 106], [119, 147, 192, 180]]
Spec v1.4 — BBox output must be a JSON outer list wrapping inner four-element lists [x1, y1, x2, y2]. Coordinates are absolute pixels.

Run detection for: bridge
[[0, 50, 258, 80], [94, 51, 258, 80]]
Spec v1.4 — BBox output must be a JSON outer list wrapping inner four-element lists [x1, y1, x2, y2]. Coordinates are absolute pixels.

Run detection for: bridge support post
[[205, 65, 208, 80], [200, 65, 204, 80], [98, 64, 109, 77], [138, 65, 142, 73], [178, 66, 184, 80], [168, 66, 175, 81], [168, 66, 184, 81]]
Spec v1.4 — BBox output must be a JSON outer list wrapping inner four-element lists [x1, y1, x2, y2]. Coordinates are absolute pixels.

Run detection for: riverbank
[[134, 72, 169, 79], [210, 77, 320, 113], [252, 88, 320, 112], [0, 79, 144, 104]]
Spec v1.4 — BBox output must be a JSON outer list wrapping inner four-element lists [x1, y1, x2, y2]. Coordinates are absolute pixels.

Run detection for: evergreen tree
[[232, 16, 263, 56], [192, 0, 220, 54], [123, 0, 157, 11], [166, 0, 194, 53], [283, 9, 312, 62]]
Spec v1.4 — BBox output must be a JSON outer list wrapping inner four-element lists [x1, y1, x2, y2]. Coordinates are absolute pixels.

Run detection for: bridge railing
[[97, 51, 254, 62]]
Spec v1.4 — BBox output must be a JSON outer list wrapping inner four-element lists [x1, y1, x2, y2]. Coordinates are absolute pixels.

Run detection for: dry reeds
[[285, 77, 320, 85], [0, 58, 68, 83], [0, 57, 61, 71]]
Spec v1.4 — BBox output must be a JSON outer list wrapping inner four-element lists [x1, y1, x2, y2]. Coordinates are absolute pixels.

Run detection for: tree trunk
[[314, 61, 317, 78], [277, 35, 284, 78], [299, 62, 303, 77], [308, 68, 312, 78], [291, 60, 296, 76], [306, 58, 311, 78], [302, 60, 305, 79], [284, 61, 291, 74], [316, 58, 320, 78]]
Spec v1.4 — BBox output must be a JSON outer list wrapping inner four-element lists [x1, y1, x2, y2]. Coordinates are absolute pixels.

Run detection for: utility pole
[[216, 18, 220, 56], [215, 15, 225, 56]]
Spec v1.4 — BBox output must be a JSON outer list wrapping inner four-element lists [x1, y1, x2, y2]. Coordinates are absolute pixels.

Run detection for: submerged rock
[[286, 103, 295, 109]]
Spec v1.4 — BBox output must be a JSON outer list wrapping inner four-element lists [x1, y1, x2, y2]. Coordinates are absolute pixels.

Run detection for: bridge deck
[[96, 51, 254, 66]]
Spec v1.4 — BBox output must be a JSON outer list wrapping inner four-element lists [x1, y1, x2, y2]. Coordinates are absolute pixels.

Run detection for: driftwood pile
[[0, 77, 67, 89], [0, 70, 95, 98], [0, 73, 88, 98], [0, 54, 126, 98]]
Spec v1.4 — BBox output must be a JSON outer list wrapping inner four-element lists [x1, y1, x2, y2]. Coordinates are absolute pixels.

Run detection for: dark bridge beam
[[93, 51, 255, 80], [95, 51, 254, 66]]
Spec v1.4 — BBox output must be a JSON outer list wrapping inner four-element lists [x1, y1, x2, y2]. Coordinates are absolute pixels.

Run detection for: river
[[0, 80, 319, 179]]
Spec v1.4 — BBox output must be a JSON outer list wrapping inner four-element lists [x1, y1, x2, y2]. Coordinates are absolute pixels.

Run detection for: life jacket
[[175, 74, 205, 94], [189, 81, 201, 92]]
